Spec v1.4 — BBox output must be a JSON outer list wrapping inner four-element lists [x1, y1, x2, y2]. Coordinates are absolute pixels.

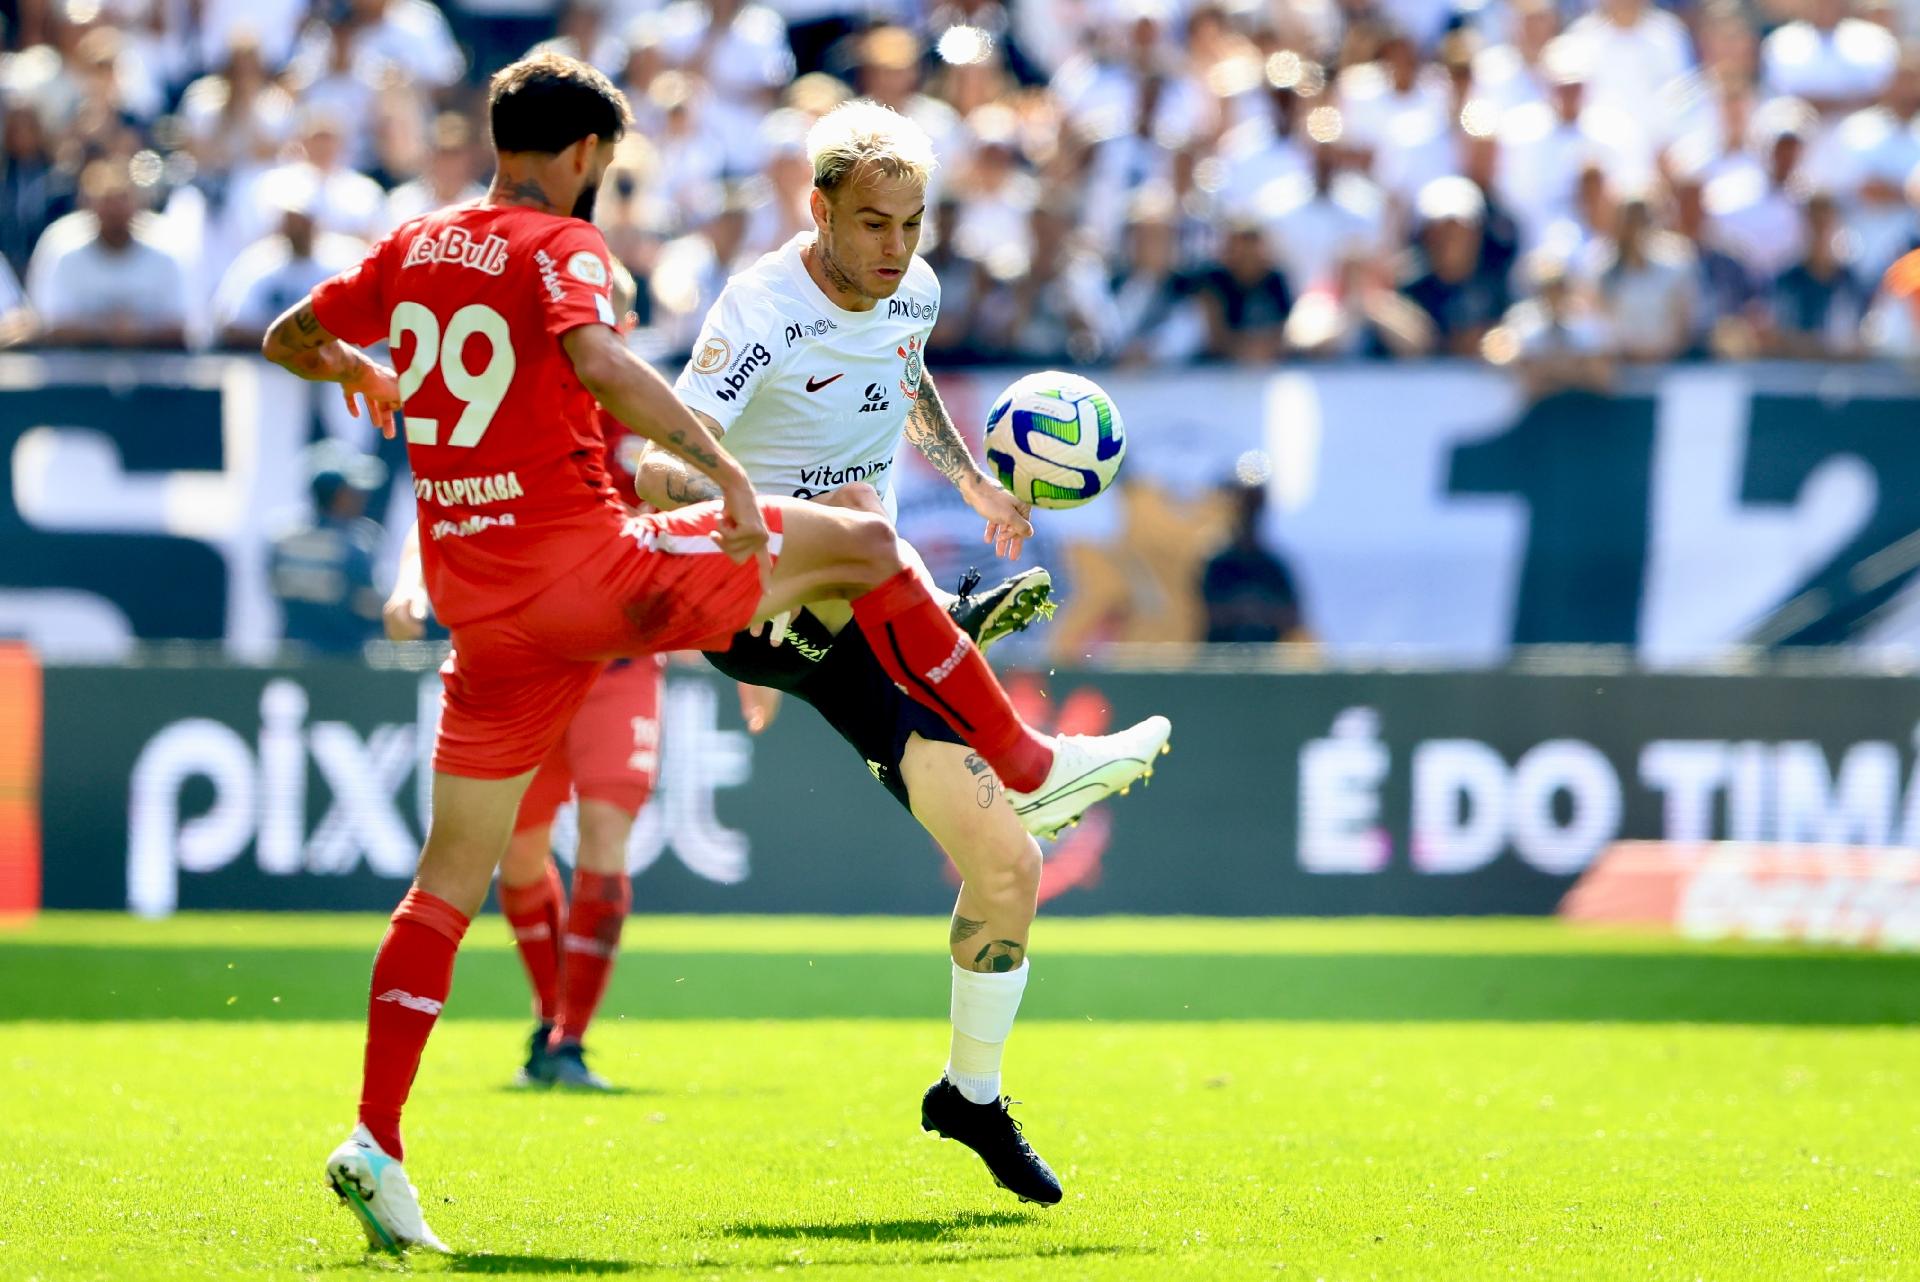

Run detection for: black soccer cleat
[[513, 1021, 556, 1088], [949, 566, 1054, 654], [545, 1040, 614, 1091], [920, 1078, 1063, 1205]]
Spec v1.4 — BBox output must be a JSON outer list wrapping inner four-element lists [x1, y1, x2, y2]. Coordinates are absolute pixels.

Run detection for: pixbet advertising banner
[[14, 355, 1920, 664], [37, 661, 1920, 916]]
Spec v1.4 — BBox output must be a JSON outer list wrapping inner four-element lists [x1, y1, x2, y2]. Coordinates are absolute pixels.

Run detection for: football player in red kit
[[262, 50, 1170, 1253], [381, 271, 663, 1094]]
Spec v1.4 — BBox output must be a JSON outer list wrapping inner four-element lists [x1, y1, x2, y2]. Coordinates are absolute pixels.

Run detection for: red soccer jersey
[[311, 202, 627, 626]]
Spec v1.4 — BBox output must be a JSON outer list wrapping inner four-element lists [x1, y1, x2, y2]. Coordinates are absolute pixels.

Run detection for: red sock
[[556, 867, 630, 1045], [499, 860, 565, 1023], [852, 568, 1053, 791], [358, 887, 469, 1162]]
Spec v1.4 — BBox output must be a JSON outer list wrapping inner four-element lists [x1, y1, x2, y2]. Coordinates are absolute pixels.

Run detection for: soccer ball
[[983, 371, 1127, 510]]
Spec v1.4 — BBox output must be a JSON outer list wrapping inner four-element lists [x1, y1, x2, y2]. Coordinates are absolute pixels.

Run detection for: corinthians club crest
[[897, 335, 923, 400]]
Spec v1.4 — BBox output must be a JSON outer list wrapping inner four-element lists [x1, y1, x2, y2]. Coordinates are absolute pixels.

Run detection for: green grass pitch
[[5, 913, 1920, 1280]]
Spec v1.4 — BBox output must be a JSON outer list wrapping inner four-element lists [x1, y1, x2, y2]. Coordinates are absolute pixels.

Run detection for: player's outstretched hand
[[714, 480, 773, 586], [382, 588, 428, 642], [961, 473, 1034, 560], [737, 683, 783, 734], [343, 360, 403, 438]]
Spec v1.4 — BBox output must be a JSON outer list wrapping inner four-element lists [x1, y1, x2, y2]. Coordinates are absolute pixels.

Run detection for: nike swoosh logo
[[805, 374, 845, 393]]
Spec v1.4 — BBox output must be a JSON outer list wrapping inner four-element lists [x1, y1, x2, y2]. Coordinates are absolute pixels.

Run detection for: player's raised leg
[[898, 736, 1063, 1205], [747, 496, 1171, 837], [328, 768, 535, 1252]]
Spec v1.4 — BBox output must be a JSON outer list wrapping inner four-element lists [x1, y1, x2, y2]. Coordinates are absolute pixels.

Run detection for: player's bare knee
[[852, 512, 905, 582], [575, 831, 630, 875], [823, 481, 886, 514], [969, 835, 1041, 911], [498, 832, 550, 886], [576, 800, 636, 874]]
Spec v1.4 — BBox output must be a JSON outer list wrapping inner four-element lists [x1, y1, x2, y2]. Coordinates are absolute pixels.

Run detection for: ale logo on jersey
[[694, 337, 732, 374], [714, 344, 773, 402], [897, 335, 923, 401], [859, 382, 890, 414]]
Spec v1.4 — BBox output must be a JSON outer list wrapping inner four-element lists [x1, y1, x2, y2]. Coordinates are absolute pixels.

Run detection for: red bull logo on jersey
[[403, 227, 510, 276]]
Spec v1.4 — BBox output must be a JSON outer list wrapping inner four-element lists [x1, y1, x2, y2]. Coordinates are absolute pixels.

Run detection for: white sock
[[946, 959, 1028, 1106]]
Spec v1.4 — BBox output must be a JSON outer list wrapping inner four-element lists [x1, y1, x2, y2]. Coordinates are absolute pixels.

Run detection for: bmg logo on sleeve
[[714, 344, 773, 402]]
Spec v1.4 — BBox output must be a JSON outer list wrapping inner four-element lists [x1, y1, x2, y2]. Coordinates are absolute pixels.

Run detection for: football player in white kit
[[638, 100, 1120, 1206]]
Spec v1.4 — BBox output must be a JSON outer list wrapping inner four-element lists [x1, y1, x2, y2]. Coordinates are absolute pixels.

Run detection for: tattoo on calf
[[972, 939, 1024, 973], [950, 915, 986, 945]]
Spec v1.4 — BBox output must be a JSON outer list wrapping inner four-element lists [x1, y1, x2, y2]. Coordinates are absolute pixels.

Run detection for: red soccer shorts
[[513, 654, 666, 832], [435, 500, 783, 779]]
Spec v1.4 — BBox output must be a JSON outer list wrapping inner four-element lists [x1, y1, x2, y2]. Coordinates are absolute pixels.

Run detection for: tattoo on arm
[[664, 427, 722, 471], [641, 411, 728, 506], [663, 463, 723, 505], [265, 300, 362, 383], [950, 915, 986, 945], [972, 939, 1025, 973], [905, 373, 983, 488]]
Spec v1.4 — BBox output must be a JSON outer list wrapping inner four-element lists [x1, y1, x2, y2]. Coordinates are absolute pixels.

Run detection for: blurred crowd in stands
[[6, 0, 1920, 367], [20, 0, 1920, 652]]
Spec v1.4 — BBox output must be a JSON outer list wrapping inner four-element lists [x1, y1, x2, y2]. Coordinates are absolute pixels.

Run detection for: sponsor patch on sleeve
[[694, 336, 732, 374], [568, 250, 609, 287]]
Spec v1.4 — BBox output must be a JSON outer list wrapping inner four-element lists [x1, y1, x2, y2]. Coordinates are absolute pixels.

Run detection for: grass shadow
[[492, 1084, 663, 1099], [721, 1211, 1033, 1242], [441, 1254, 635, 1275], [9, 944, 1920, 1025]]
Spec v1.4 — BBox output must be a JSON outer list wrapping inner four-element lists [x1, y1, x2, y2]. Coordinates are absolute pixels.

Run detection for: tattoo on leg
[[972, 939, 1024, 973], [950, 915, 986, 945], [962, 752, 999, 809]]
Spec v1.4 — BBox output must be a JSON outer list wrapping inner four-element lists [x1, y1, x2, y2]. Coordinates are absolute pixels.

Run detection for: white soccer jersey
[[673, 235, 939, 516]]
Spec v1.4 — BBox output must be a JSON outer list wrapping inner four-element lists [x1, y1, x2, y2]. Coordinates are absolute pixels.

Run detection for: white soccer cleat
[[1006, 715, 1172, 838], [324, 1124, 449, 1254]]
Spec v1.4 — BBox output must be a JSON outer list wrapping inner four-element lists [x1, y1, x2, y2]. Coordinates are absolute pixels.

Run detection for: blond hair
[[806, 99, 937, 193]]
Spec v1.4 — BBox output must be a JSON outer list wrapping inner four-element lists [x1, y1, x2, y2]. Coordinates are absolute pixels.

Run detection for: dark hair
[[488, 52, 632, 155]]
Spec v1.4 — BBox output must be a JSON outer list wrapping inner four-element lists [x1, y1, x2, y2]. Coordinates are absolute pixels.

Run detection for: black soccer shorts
[[703, 607, 965, 811]]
